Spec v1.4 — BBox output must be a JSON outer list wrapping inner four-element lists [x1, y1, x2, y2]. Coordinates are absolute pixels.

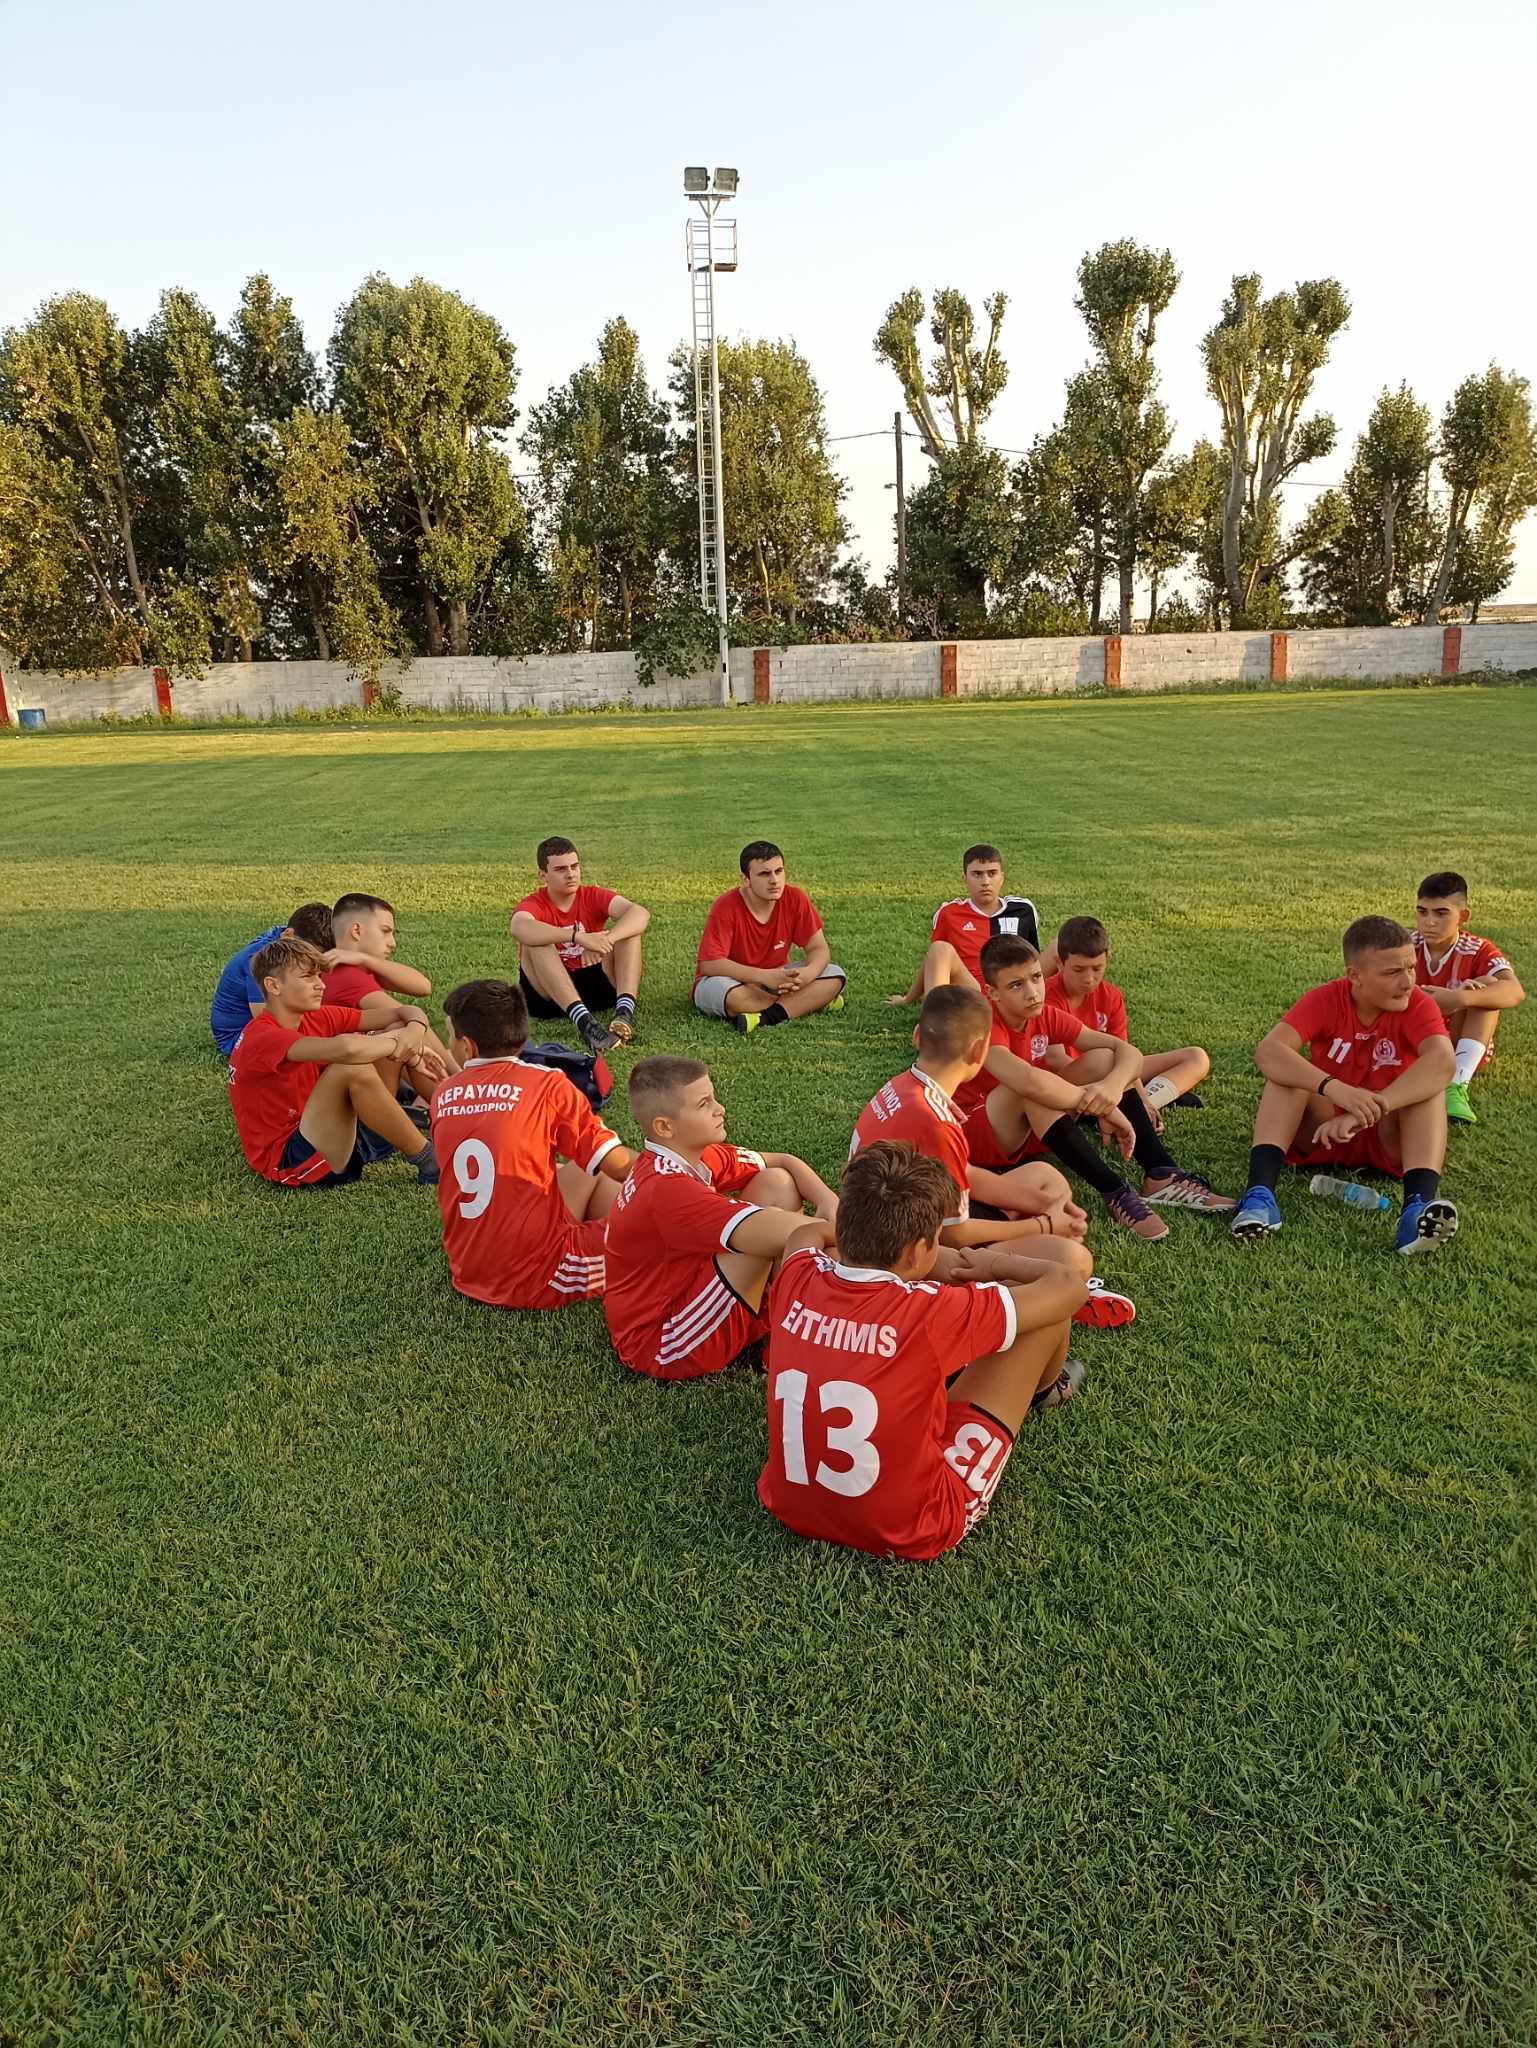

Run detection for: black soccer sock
[[614, 994, 636, 1020], [565, 1000, 592, 1031], [1119, 1088, 1179, 1179], [1245, 1143, 1285, 1193], [406, 1139, 433, 1169], [1404, 1166, 1441, 1206], [759, 1002, 789, 1027], [1041, 1112, 1126, 1198]]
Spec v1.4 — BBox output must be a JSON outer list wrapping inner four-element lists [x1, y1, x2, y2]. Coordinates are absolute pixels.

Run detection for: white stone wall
[[4, 622, 1534, 726]]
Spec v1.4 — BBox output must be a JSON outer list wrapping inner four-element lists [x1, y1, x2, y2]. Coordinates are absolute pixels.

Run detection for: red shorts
[[963, 1100, 1045, 1171], [1286, 1127, 1402, 1178], [918, 1401, 1017, 1559], [626, 1259, 768, 1381], [520, 1216, 610, 1308]]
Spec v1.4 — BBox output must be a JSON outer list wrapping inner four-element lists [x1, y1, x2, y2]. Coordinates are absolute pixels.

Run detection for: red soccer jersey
[[694, 886, 820, 984], [603, 1142, 767, 1373], [515, 885, 619, 970], [757, 1247, 1017, 1560], [430, 1057, 622, 1307], [929, 895, 1039, 984], [1413, 932, 1512, 990], [952, 1003, 1084, 1117], [849, 1067, 969, 1222], [227, 1004, 363, 1179], [322, 963, 384, 1007], [1043, 972, 1128, 1044], [1282, 978, 1448, 1089]]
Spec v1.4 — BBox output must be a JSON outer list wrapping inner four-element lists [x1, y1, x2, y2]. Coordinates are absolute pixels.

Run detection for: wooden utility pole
[[894, 411, 907, 626]]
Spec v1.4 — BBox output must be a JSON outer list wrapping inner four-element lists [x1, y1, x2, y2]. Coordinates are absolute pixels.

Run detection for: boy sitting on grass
[[851, 985, 1136, 1329], [956, 935, 1234, 1243], [756, 1142, 1090, 1561], [887, 842, 1045, 1006], [1043, 915, 1210, 1115], [1412, 870, 1525, 1124], [1231, 915, 1458, 1255], [322, 892, 459, 1080], [227, 936, 443, 1188], [604, 1055, 838, 1379], [210, 901, 333, 1055], [430, 979, 634, 1311]]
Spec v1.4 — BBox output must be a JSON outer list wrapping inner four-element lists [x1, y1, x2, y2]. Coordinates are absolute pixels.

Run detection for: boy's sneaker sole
[[1398, 1196, 1459, 1255], [1073, 1279, 1135, 1330], [607, 1014, 636, 1046], [1031, 1356, 1087, 1414]]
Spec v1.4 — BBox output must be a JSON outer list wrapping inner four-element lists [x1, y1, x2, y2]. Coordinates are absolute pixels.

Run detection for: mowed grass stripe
[[0, 685, 1533, 2044]]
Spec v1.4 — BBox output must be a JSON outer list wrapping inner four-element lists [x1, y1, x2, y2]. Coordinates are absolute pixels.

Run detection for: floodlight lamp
[[712, 167, 738, 195], [684, 166, 710, 193]]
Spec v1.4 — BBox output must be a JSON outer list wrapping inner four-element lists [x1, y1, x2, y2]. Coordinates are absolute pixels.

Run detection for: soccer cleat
[[1104, 1184, 1169, 1242], [1444, 1081, 1477, 1124], [825, 992, 846, 1015], [607, 1013, 636, 1047], [1030, 1356, 1087, 1414], [1229, 1186, 1282, 1242], [579, 1014, 620, 1056], [416, 1158, 440, 1186], [1397, 1194, 1459, 1255], [1172, 1090, 1205, 1109], [729, 1010, 761, 1035], [1073, 1277, 1136, 1330], [1144, 1171, 1235, 1213]]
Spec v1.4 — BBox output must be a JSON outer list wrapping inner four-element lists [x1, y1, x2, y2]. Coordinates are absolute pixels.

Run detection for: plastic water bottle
[[1309, 1174, 1391, 1212]]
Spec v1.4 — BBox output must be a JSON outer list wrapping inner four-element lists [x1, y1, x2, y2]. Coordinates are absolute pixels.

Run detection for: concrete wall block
[[1461, 622, 1537, 672], [1286, 627, 1444, 679]]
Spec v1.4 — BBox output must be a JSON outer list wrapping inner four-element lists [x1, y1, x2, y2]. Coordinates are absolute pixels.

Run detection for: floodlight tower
[[684, 165, 738, 707]]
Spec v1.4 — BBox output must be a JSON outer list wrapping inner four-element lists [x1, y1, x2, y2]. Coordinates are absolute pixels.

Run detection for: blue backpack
[[521, 1041, 614, 1111]]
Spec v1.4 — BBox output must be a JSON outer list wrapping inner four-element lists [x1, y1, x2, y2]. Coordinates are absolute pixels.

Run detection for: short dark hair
[[979, 932, 1040, 982], [628, 1054, 709, 1134], [740, 840, 783, 875], [838, 1142, 951, 1270], [288, 901, 334, 950], [1342, 916, 1412, 962], [918, 984, 992, 1061], [1056, 915, 1109, 961], [443, 979, 528, 1057], [962, 844, 1002, 871], [332, 892, 394, 924], [252, 935, 324, 990], [1417, 870, 1469, 904], [537, 836, 578, 869]]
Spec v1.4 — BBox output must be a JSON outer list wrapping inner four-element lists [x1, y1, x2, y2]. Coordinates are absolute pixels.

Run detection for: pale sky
[[5, 0, 1534, 606]]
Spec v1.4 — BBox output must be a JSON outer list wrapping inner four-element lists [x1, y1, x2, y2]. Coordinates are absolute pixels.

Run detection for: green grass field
[[2, 685, 1534, 2046]]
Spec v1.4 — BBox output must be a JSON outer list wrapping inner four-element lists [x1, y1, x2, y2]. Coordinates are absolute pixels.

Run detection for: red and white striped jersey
[[603, 1141, 767, 1375], [849, 1066, 969, 1221], [1414, 931, 1512, 989]]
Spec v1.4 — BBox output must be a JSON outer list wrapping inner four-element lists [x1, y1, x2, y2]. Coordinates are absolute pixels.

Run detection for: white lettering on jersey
[[997, 916, 1018, 935], [1326, 1036, 1352, 1064], [777, 1298, 899, 1358]]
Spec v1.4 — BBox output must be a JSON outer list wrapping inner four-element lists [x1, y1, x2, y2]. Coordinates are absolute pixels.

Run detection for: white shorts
[[693, 966, 846, 1018]]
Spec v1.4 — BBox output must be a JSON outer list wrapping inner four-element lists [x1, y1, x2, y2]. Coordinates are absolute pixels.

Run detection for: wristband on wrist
[[1316, 1076, 1332, 1100]]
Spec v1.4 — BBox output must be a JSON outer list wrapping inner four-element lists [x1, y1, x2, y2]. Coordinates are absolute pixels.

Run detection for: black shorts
[[520, 962, 617, 1020]]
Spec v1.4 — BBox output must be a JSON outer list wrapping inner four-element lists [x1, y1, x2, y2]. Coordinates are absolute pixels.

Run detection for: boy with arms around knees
[[1044, 915, 1210, 1115], [431, 979, 634, 1310], [1231, 916, 1458, 1255], [1412, 870, 1524, 1124], [227, 937, 444, 1188], [509, 836, 652, 1055], [322, 892, 460, 1080], [957, 935, 1234, 1243], [888, 843, 1044, 1007], [603, 1056, 838, 1379], [851, 985, 1136, 1329], [757, 1142, 1089, 1561], [694, 841, 847, 1034]]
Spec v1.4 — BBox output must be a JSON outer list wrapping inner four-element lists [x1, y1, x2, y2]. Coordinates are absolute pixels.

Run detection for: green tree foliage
[[1140, 446, 1219, 626], [1073, 241, 1179, 631], [670, 336, 846, 628], [331, 275, 521, 655], [874, 288, 1008, 455], [524, 318, 680, 650], [903, 443, 1017, 636], [269, 406, 405, 675], [1202, 275, 1350, 623], [1299, 387, 1435, 624], [0, 292, 212, 671], [1422, 367, 1537, 620]]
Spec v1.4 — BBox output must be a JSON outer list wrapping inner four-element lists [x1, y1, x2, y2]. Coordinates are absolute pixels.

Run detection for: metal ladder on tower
[[687, 215, 722, 619]]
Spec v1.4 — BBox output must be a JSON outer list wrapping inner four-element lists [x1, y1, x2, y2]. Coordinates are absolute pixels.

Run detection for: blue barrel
[[18, 707, 46, 731]]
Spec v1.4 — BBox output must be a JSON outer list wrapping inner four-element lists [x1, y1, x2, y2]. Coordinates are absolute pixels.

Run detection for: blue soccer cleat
[[1397, 1194, 1459, 1255], [1229, 1185, 1282, 1243]]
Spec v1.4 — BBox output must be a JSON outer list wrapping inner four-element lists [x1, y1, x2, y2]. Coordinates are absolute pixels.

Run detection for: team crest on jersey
[[1031, 1033, 1048, 1059], [1371, 1038, 1398, 1067], [1095, 1011, 1108, 1031]]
